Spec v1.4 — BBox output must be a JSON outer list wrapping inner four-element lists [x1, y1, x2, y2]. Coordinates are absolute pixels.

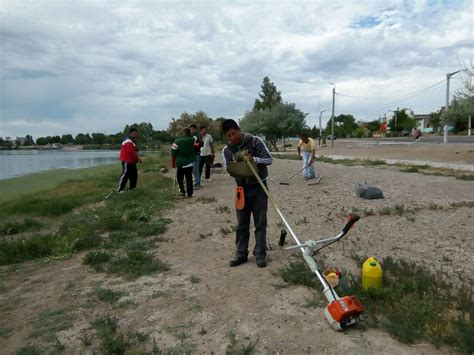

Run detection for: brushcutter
[[228, 160, 363, 330]]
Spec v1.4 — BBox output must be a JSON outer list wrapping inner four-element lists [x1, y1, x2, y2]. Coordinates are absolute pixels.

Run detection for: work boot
[[256, 256, 267, 268], [229, 257, 248, 267]]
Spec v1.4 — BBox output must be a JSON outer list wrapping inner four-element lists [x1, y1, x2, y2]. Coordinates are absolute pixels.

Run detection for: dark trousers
[[177, 166, 193, 197], [235, 183, 268, 258], [117, 162, 137, 192], [199, 155, 212, 179]]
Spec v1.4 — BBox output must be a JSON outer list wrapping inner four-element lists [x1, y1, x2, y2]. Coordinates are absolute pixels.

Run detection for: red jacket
[[119, 138, 139, 163]]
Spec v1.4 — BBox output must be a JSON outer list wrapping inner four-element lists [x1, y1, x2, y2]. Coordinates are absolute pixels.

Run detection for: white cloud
[[0, 0, 472, 137]]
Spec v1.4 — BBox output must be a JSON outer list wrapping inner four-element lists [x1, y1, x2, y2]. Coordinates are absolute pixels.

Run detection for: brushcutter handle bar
[[342, 214, 360, 235]]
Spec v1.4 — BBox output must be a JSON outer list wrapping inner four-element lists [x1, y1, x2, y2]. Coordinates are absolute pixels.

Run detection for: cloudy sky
[[1, 0, 472, 138]]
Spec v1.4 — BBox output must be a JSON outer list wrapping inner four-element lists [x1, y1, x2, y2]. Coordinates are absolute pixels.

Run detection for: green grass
[[0, 218, 43, 236], [90, 287, 126, 304], [0, 154, 173, 266], [0, 164, 117, 203], [28, 307, 72, 343], [338, 256, 474, 352], [278, 259, 318, 289], [400, 166, 419, 173], [457, 175, 474, 181], [277, 255, 473, 353], [108, 250, 169, 279], [83, 251, 112, 271], [15, 345, 43, 355]]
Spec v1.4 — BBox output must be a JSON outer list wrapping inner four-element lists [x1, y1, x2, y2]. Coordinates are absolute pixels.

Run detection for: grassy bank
[[0, 154, 173, 268], [0, 164, 119, 203]]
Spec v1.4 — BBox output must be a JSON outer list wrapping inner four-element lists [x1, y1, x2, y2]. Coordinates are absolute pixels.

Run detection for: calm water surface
[[0, 150, 121, 180]]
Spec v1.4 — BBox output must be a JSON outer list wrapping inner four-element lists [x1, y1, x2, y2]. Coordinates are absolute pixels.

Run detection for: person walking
[[221, 119, 273, 268], [117, 127, 141, 192], [189, 124, 203, 188], [198, 125, 215, 183], [171, 128, 196, 198], [297, 132, 317, 180]]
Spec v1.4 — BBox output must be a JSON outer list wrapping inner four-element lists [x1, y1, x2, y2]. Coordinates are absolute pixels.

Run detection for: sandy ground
[[313, 140, 474, 165], [1, 157, 473, 353]]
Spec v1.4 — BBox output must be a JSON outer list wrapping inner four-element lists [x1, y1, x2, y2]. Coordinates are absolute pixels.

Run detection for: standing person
[[415, 128, 421, 143], [199, 125, 215, 183], [221, 119, 273, 268], [171, 128, 195, 197], [118, 127, 141, 192], [189, 124, 203, 188], [297, 132, 317, 180]]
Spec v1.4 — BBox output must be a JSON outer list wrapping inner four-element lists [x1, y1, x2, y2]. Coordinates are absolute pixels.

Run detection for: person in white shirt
[[198, 125, 215, 182]]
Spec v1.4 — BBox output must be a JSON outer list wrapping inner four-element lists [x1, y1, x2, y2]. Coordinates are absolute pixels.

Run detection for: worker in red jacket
[[117, 127, 141, 192]]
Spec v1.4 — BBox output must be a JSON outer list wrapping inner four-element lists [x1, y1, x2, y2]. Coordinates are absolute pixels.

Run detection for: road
[[349, 136, 474, 144]]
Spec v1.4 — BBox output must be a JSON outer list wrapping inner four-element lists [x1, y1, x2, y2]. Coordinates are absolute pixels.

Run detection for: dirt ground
[[1, 156, 473, 353], [314, 140, 474, 165]]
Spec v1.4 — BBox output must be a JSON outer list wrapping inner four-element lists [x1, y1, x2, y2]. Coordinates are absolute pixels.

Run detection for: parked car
[[326, 135, 337, 140]]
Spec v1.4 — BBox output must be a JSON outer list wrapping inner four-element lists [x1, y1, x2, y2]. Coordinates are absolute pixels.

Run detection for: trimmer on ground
[[230, 159, 363, 330], [279, 162, 313, 185]]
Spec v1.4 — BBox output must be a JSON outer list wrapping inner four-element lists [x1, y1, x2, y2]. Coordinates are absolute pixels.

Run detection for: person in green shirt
[[171, 128, 196, 197]]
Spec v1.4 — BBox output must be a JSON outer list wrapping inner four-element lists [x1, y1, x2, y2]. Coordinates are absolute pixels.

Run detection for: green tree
[[91, 133, 106, 145], [124, 122, 154, 143], [325, 114, 358, 138], [387, 109, 416, 135], [445, 96, 473, 132], [253, 76, 282, 111], [105, 133, 123, 145], [428, 111, 442, 132], [367, 120, 381, 133], [167, 111, 222, 140], [24, 135, 35, 145], [75, 133, 92, 145], [61, 134, 74, 145], [36, 137, 49, 145], [240, 102, 307, 151]]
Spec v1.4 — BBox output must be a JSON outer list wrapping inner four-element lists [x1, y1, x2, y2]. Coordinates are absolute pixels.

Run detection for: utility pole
[[469, 115, 472, 137], [318, 109, 326, 147], [444, 70, 461, 144], [331, 83, 335, 148]]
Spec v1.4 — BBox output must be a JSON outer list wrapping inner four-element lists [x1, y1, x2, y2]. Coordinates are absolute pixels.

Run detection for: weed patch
[[108, 250, 169, 279], [90, 287, 126, 304], [29, 307, 72, 343], [338, 256, 473, 352]]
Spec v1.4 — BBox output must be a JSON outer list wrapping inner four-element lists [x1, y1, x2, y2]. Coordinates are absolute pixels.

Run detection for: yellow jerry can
[[362, 257, 383, 290]]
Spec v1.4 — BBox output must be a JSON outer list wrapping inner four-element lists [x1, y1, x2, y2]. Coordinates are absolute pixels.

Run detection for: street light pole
[[444, 70, 461, 144], [331, 86, 335, 148]]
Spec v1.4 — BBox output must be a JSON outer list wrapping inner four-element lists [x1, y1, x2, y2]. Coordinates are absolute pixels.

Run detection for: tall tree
[[61, 134, 74, 145], [241, 102, 307, 151], [24, 135, 35, 145], [167, 111, 222, 140], [325, 114, 359, 138], [253, 77, 282, 111]]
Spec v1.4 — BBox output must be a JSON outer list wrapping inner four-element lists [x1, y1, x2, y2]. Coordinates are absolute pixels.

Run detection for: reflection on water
[[0, 150, 121, 180]]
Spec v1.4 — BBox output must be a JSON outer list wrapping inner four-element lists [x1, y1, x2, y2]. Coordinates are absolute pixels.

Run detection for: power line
[[336, 79, 446, 100], [338, 79, 447, 117]]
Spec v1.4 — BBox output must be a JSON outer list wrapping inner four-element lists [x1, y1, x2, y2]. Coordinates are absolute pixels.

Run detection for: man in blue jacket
[[221, 119, 273, 268]]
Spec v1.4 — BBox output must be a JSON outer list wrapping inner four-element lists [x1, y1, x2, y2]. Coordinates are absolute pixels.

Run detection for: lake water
[[0, 150, 122, 180]]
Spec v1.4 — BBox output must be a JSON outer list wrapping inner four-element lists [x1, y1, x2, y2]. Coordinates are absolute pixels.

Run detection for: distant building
[[16, 137, 26, 145], [414, 114, 433, 133]]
